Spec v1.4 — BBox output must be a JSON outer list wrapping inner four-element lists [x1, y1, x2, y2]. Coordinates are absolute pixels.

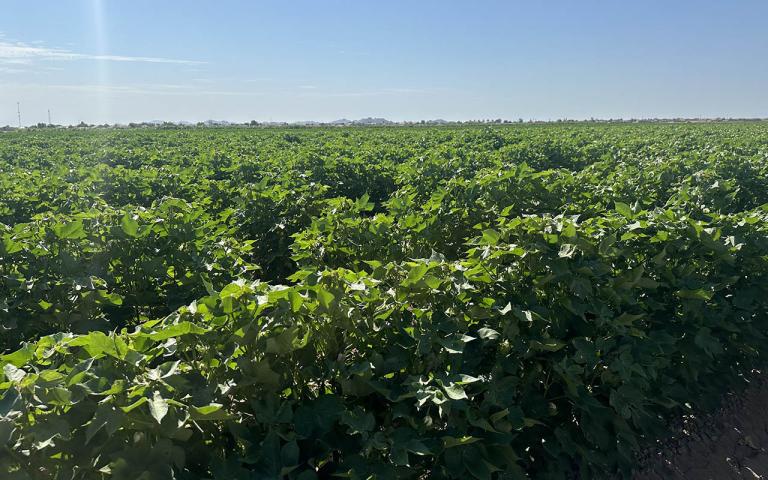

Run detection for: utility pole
[[17, 102, 21, 128], [48, 109, 51, 126]]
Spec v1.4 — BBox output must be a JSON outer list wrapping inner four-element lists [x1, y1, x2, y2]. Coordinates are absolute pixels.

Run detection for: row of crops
[[1, 123, 767, 479]]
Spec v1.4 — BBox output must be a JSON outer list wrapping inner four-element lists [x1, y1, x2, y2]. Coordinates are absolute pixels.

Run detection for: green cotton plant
[[0, 264, 534, 480], [1, 123, 768, 478], [1, 202, 767, 479], [290, 165, 570, 272], [0, 199, 258, 350], [226, 177, 331, 281]]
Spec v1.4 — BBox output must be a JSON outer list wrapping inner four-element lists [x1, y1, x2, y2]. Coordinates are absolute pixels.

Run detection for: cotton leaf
[[148, 391, 169, 424]]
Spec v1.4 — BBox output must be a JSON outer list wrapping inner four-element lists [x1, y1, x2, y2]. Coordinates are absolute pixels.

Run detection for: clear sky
[[1, 0, 767, 125]]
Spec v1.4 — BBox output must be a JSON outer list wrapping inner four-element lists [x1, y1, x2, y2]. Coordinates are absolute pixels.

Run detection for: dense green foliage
[[1, 124, 767, 479]]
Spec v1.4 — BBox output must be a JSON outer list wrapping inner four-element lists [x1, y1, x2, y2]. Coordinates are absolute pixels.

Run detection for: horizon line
[[3, 116, 768, 129]]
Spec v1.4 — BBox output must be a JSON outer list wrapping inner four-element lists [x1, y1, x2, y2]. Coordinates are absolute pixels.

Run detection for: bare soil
[[633, 374, 768, 480]]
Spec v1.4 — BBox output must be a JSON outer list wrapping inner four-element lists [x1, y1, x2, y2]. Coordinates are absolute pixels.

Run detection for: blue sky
[[1, 0, 767, 125]]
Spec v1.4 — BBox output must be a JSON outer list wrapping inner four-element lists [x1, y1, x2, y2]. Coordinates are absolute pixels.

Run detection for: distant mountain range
[[136, 118, 399, 127], [183, 118, 414, 126], [13, 117, 755, 131], [336, 117, 393, 125]]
